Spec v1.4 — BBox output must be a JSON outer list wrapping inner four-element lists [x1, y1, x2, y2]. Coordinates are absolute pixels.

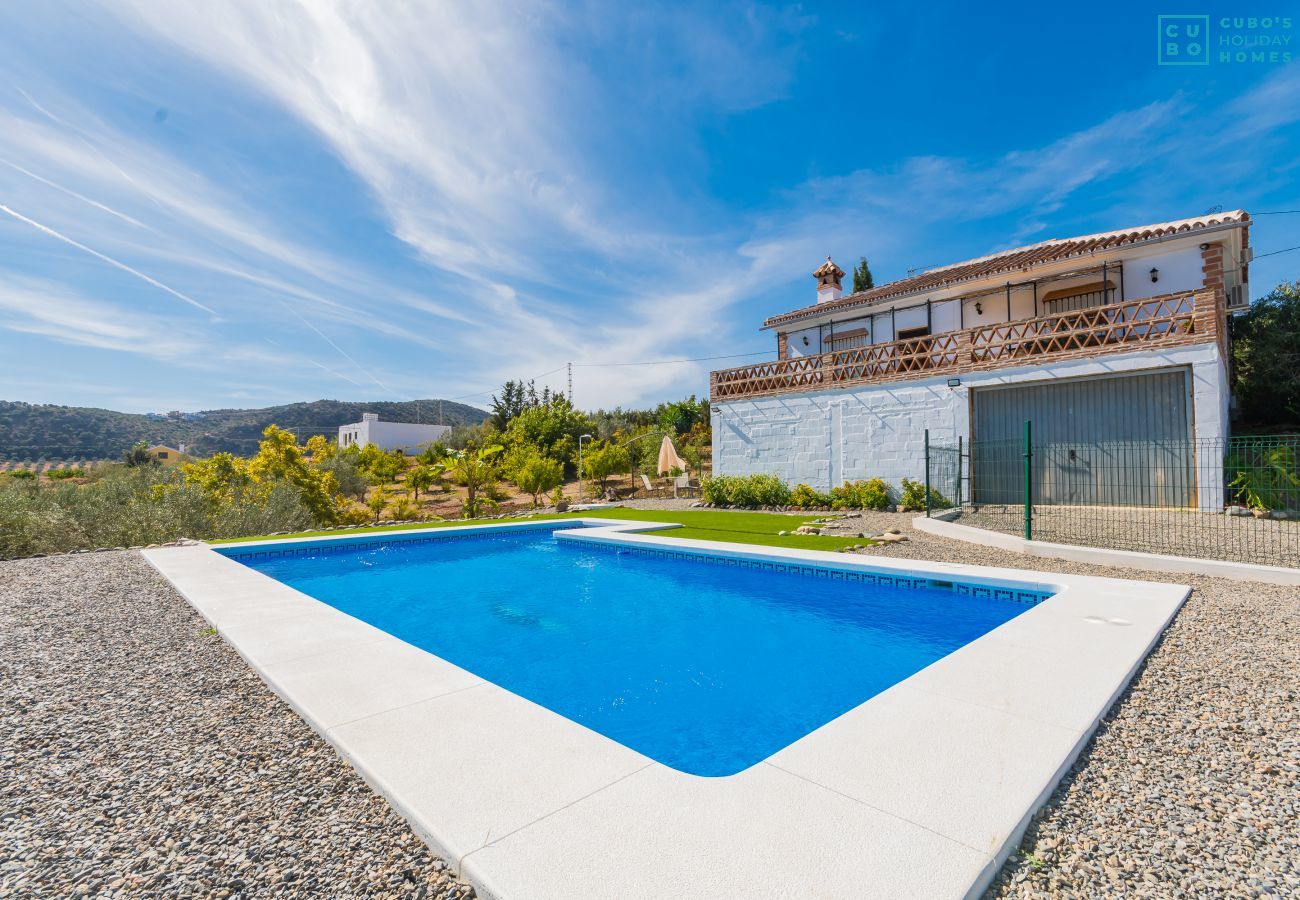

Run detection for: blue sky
[[1, 1, 1298, 413]]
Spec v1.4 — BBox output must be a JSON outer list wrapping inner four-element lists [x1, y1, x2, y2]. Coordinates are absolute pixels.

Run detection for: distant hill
[[0, 399, 488, 461]]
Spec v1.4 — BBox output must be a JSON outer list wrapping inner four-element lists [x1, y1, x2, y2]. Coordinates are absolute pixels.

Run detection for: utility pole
[[567, 362, 573, 405]]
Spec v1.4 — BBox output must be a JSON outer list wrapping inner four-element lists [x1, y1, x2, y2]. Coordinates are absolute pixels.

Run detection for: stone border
[[143, 518, 1188, 900], [913, 515, 1300, 586]]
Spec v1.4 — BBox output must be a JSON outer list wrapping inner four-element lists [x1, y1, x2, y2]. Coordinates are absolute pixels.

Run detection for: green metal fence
[[925, 428, 1300, 568]]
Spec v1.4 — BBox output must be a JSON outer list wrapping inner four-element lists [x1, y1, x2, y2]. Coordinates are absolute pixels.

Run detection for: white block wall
[[712, 343, 1229, 506], [338, 420, 451, 452]]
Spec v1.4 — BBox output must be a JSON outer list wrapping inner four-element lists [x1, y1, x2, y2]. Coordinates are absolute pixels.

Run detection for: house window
[[156, 451, 168, 459], [896, 326, 931, 341], [825, 327, 871, 352], [1041, 281, 1118, 315]]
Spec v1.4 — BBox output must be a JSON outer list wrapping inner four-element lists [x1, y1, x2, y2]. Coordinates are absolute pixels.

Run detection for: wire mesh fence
[[926, 430, 1300, 568]]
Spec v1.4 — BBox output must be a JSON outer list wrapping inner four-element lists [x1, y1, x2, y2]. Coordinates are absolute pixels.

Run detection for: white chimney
[[813, 257, 845, 303]]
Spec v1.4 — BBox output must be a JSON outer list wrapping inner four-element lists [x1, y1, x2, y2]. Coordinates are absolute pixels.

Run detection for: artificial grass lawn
[[210, 507, 872, 551]]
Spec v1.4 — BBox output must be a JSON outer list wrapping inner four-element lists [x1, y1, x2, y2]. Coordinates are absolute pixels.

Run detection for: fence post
[[957, 435, 963, 507], [924, 429, 931, 518], [1023, 420, 1033, 541]]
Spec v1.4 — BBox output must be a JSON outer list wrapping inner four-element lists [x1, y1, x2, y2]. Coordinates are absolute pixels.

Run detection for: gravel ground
[[0, 552, 471, 900], [961, 505, 1300, 569], [848, 524, 1300, 898], [3, 535, 1296, 899]]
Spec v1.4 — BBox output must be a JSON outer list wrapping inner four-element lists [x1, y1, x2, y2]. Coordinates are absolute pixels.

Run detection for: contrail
[[0, 204, 217, 316], [279, 301, 401, 399], [0, 158, 148, 228]]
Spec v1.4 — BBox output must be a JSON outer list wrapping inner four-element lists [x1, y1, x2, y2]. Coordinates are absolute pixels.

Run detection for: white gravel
[[3, 535, 1295, 899], [0, 552, 472, 899]]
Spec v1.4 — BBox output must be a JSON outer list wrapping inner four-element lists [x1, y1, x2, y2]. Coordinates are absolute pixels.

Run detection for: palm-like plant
[[445, 444, 504, 518]]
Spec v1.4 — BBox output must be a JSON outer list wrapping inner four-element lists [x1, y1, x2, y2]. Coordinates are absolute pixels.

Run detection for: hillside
[[0, 399, 488, 461]]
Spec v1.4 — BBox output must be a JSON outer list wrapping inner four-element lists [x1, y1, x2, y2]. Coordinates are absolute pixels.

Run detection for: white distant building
[[338, 412, 451, 452]]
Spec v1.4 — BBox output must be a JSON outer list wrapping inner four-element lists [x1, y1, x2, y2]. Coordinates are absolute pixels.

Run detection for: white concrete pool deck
[[143, 519, 1190, 900]]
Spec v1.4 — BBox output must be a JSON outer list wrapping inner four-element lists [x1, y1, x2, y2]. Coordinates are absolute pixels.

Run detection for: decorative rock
[[793, 525, 821, 535], [876, 532, 909, 543]]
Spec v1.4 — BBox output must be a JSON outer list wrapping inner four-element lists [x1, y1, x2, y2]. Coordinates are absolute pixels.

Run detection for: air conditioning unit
[[1226, 284, 1248, 310]]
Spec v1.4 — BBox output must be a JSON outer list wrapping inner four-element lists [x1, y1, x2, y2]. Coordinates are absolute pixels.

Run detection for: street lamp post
[[578, 434, 593, 498]]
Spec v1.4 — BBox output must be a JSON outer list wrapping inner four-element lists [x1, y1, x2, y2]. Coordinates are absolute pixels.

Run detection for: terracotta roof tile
[[764, 211, 1250, 328]]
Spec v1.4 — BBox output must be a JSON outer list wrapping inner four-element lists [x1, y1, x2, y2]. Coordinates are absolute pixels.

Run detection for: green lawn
[[211, 507, 872, 551]]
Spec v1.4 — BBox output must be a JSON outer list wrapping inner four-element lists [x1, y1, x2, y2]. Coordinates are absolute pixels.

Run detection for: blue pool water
[[222, 526, 1043, 776]]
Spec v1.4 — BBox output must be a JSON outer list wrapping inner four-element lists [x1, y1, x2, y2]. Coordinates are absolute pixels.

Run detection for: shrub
[[1227, 444, 1300, 511], [316, 453, 369, 501], [514, 453, 564, 507], [390, 497, 421, 520], [788, 483, 832, 509], [899, 477, 950, 511], [0, 466, 315, 559], [46, 467, 83, 480], [700, 473, 790, 507], [582, 442, 631, 493], [829, 478, 892, 510]]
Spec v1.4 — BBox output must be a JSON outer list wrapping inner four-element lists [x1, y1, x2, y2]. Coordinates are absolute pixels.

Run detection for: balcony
[[711, 289, 1217, 402]]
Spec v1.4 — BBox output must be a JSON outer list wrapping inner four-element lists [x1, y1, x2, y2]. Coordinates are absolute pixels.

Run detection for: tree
[[122, 441, 156, 467], [503, 395, 594, 475], [655, 395, 709, 434], [852, 256, 874, 293], [246, 425, 341, 524], [583, 442, 631, 493], [445, 444, 504, 518], [304, 434, 337, 462], [367, 485, 390, 523], [357, 443, 406, 483], [513, 453, 564, 507], [490, 379, 534, 430], [1232, 281, 1300, 431], [407, 463, 442, 499], [179, 426, 343, 525]]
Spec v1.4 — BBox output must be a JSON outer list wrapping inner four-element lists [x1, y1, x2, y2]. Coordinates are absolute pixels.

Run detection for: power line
[[1253, 210, 1300, 216], [1253, 244, 1300, 260], [573, 350, 772, 368]]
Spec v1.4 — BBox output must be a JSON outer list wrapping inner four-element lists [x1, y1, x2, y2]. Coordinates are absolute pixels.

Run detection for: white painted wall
[[786, 323, 821, 356], [1124, 246, 1204, 300], [338, 419, 451, 452], [712, 342, 1228, 507]]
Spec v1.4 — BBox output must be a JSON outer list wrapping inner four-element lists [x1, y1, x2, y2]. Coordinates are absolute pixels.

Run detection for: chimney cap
[[812, 257, 845, 280]]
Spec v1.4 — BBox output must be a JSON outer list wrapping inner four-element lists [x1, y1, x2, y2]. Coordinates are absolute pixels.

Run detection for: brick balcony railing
[[710, 289, 1218, 402]]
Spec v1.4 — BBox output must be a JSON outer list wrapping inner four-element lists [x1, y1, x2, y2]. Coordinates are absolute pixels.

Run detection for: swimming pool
[[221, 524, 1050, 776]]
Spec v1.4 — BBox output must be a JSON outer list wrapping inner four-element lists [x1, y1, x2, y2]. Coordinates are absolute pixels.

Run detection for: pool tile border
[[562, 535, 1052, 604], [143, 517, 1190, 900]]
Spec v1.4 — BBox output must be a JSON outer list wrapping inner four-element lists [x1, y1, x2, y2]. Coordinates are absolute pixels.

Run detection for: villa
[[710, 211, 1252, 502], [147, 443, 187, 464], [338, 412, 450, 452]]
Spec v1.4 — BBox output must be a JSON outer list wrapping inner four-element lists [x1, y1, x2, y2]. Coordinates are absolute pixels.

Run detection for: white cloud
[[2, 3, 1297, 412]]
